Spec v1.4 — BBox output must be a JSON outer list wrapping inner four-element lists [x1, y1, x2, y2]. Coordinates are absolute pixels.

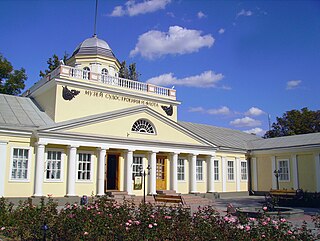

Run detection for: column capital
[[35, 142, 47, 147], [97, 146, 109, 151], [188, 153, 198, 158], [67, 145, 79, 149]]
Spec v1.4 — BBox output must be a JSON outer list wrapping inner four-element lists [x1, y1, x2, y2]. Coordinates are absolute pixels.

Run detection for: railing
[[50, 65, 176, 98]]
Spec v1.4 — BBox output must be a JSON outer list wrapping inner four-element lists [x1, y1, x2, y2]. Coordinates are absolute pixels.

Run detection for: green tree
[[264, 107, 320, 138], [39, 53, 68, 77], [0, 54, 27, 96], [119, 61, 139, 81]]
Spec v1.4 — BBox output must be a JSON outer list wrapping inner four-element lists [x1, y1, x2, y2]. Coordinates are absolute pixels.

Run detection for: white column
[[34, 143, 45, 197], [271, 156, 276, 189], [66, 145, 78, 196], [124, 149, 134, 195], [148, 151, 157, 195], [315, 153, 320, 192], [222, 157, 226, 192], [0, 141, 8, 196], [252, 157, 258, 191], [236, 158, 241, 191], [170, 153, 179, 191], [97, 148, 107, 196], [291, 154, 299, 189], [207, 155, 215, 193], [189, 154, 197, 193]]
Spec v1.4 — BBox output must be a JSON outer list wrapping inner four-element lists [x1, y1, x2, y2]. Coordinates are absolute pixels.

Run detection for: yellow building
[[0, 35, 319, 198]]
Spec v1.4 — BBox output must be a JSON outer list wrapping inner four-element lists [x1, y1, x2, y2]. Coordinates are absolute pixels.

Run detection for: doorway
[[156, 156, 167, 190], [106, 154, 119, 190]]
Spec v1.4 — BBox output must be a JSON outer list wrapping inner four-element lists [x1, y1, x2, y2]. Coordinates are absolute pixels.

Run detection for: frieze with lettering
[[84, 90, 159, 107]]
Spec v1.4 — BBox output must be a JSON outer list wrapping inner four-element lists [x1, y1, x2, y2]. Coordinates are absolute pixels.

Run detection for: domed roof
[[72, 35, 116, 58]]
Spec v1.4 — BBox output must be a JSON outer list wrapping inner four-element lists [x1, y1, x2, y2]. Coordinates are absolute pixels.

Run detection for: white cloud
[[188, 107, 205, 113], [237, 9, 253, 18], [244, 128, 265, 136], [146, 70, 224, 88], [218, 28, 225, 34], [230, 117, 261, 127], [110, 0, 171, 17], [130, 26, 214, 59], [286, 80, 301, 90], [197, 11, 207, 19], [245, 107, 265, 116], [207, 106, 230, 115]]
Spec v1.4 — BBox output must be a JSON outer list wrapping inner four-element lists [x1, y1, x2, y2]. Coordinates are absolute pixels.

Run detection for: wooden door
[[106, 154, 119, 190], [156, 157, 166, 190]]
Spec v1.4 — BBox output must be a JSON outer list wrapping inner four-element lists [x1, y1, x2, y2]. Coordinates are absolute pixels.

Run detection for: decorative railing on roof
[[48, 65, 176, 98]]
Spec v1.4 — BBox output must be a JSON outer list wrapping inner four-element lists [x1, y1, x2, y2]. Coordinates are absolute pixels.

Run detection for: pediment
[[39, 106, 213, 147]]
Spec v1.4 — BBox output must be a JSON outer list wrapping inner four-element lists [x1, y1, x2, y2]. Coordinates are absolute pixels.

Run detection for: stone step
[[156, 190, 178, 195], [106, 191, 129, 196]]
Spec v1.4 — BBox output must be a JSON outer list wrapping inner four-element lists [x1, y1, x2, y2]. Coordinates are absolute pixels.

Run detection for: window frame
[[83, 67, 90, 80], [76, 151, 93, 182], [132, 155, 144, 180], [240, 161, 248, 181], [214, 159, 220, 181], [196, 159, 204, 182], [278, 159, 290, 182], [177, 158, 185, 181], [9, 147, 32, 182], [227, 160, 235, 181], [44, 149, 64, 183], [131, 119, 156, 135]]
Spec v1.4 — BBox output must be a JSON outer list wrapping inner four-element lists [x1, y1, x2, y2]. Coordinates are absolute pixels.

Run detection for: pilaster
[[34, 143, 46, 197]]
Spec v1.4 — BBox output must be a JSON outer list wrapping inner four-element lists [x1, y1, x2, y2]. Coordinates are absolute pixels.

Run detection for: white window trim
[[131, 119, 157, 135], [44, 148, 65, 183], [132, 154, 144, 180], [76, 151, 94, 183], [227, 160, 235, 182], [240, 160, 248, 181], [196, 158, 204, 182], [214, 159, 220, 182], [9, 147, 32, 183], [177, 158, 186, 182], [277, 159, 290, 182]]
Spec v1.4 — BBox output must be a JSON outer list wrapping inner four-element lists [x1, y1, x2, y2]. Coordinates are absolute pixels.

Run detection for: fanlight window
[[131, 119, 155, 134]]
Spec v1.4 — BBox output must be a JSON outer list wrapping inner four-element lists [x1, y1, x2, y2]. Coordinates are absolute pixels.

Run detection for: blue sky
[[1, 0, 319, 136]]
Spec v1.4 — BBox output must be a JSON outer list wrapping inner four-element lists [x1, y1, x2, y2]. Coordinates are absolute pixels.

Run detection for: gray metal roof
[[72, 35, 116, 59], [0, 94, 54, 128], [249, 132, 320, 150], [178, 121, 262, 150]]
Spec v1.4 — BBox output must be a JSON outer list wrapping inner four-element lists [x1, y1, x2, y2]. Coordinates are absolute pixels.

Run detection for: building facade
[[0, 35, 319, 198]]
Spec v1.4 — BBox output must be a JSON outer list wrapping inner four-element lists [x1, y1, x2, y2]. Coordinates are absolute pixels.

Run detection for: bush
[[0, 197, 319, 240]]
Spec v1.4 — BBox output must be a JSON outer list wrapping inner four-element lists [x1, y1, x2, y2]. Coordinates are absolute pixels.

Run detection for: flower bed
[[0, 196, 319, 240]]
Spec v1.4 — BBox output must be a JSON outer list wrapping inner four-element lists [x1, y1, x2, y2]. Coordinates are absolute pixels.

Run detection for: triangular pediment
[[39, 106, 214, 147]]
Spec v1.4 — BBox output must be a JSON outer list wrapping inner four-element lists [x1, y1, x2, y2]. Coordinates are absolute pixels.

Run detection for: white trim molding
[[222, 157, 226, 192], [0, 141, 8, 196], [252, 157, 258, 192], [291, 154, 299, 189], [236, 158, 241, 191], [271, 156, 276, 189]]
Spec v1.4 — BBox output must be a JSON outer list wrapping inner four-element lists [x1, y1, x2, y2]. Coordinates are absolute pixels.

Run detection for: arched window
[[83, 67, 90, 80], [131, 119, 155, 134], [101, 68, 108, 75]]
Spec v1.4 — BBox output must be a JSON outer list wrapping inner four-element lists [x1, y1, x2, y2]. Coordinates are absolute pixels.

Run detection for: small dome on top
[[72, 35, 116, 58]]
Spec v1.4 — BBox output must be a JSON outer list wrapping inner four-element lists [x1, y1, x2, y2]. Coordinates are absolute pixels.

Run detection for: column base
[[189, 191, 200, 194]]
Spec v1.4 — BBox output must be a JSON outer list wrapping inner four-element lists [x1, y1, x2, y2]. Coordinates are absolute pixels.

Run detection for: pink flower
[[274, 225, 279, 230], [262, 221, 268, 226], [249, 217, 256, 222], [150, 214, 155, 218], [153, 223, 158, 226], [134, 221, 141, 225], [1, 227, 5, 231], [165, 215, 172, 219], [126, 227, 129, 231], [245, 225, 251, 231], [288, 230, 293, 235], [224, 216, 229, 222], [237, 224, 244, 230], [280, 218, 286, 223], [262, 234, 265, 238], [229, 217, 236, 223], [148, 224, 153, 228], [84, 231, 89, 235], [266, 217, 271, 222], [125, 222, 130, 226], [263, 207, 267, 211], [128, 219, 133, 223]]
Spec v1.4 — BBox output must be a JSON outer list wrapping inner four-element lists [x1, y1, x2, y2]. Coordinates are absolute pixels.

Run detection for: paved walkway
[[211, 196, 320, 229]]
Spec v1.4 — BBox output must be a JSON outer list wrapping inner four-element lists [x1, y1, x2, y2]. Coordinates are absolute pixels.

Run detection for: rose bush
[[0, 196, 319, 240]]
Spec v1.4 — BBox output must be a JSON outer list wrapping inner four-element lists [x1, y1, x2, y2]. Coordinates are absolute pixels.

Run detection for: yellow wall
[[33, 85, 57, 121], [177, 156, 189, 194], [54, 84, 178, 123], [298, 154, 316, 191], [256, 156, 272, 191]]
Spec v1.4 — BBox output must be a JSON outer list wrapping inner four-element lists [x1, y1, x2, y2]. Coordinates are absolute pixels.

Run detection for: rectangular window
[[46, 150, 62, 181], [214, 160, 219, 181], [241, 161, 248, 180], [278, 159, 290, 181], [77, 153, 92, 181], [11, 148, 29, 180], [132, 156, 143, 180], [227, 160, 234, 181], [177, 158, 185, 181], [196, 159, 203, 181]]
